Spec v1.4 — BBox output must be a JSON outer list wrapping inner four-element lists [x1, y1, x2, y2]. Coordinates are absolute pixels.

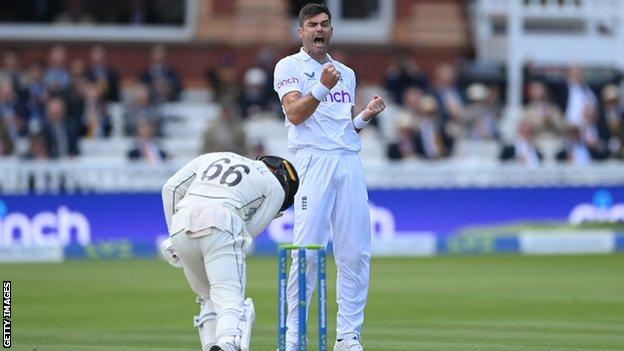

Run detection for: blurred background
[[0, 0, 623, 260]]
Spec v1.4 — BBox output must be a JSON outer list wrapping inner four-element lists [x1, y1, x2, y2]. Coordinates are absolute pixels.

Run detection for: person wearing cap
[[461, 83, 499, 140]]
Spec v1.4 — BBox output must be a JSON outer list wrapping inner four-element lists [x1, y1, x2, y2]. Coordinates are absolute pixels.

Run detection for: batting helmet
[[259, 155, 299, 211]]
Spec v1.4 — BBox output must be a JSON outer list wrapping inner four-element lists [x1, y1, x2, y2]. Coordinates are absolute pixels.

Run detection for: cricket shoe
[[209, 340, 239, 351], [334, 336, 363, 351]]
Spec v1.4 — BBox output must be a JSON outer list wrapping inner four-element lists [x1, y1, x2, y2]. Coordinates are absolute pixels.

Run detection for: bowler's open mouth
[[313, 37, 325, 45]]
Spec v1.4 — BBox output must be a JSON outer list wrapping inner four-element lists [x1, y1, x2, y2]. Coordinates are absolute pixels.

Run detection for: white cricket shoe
[[334, 336, 364, 351], [209, 340, 239, 351]]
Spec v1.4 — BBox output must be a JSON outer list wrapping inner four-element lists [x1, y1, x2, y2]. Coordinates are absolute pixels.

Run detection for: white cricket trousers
[[171, 228, 248, 340], [285, 148, 372, 342]]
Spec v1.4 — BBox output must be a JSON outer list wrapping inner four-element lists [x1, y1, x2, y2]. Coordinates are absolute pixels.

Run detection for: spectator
[[123, 84, 162, 136], [384, 54, 428, 104], [22, 132, 50, 160], [24, 62, 48, 133], [65, 58, 90, 135], [0, 79, 27, 138], [82, 83, 112, 138], [500, 120, 543, 167], [43, 45, 71, 94], [461, 83, 499, 140], [0, 49, 23, 92], [206, 52, 240, 105], [415, 95, 453, 159], [387, 111, 419, 161], [54, 0, 94, 24], [201, 105, 247, 155], [556, 125, 602, 165], [521, 80, 565, 140], [127, 118, 167, 163], [139, 45, 182, 102], [555, 65, 598, 127], [599, 84, 624, 158], [87, 45, 120, 102], [238, 67, 270, 118], [432, 63, 465, 125], [0, 117, 14, 156], [40, 97, 80, 158]]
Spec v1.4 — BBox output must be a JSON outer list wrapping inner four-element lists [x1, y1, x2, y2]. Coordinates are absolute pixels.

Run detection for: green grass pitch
[[6, 254, 624, 350]]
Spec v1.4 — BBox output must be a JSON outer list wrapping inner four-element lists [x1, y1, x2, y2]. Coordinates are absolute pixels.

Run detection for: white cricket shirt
[[274, 48, 360, 153], [162, 152, 285, 238]]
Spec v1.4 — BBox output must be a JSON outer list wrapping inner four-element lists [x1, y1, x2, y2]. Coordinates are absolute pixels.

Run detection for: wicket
[[277, 244, 327, 351]]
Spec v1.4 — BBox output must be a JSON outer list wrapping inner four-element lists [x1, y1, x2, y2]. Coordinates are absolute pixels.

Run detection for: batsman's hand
[[160, 237, 182, 268], [363, 95, 386, 121], [320, 63, 340, 89]]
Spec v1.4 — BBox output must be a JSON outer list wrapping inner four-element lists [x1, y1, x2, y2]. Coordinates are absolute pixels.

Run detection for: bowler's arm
[[281, 91, 321, 126]]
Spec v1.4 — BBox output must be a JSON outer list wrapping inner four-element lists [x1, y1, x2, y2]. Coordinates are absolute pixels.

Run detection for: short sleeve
[[274, 57, 303, 101], [350, 70, 357, 107]]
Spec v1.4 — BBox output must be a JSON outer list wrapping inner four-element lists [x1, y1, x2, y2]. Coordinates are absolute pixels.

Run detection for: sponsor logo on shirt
[[277, 77, 300, 89], [323, 90, 352, 104]]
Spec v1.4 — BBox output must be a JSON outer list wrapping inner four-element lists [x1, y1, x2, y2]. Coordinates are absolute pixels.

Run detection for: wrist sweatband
[[311, 82, 330, 101], [353, 112, 370, 129]]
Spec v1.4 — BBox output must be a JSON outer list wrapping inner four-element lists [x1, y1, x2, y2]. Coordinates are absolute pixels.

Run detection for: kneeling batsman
[[161, 152, 299, 351]]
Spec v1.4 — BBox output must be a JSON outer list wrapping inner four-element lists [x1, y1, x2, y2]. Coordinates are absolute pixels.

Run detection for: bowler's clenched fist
[[321, 63, 340, 89], [363, 95, 385, 121]]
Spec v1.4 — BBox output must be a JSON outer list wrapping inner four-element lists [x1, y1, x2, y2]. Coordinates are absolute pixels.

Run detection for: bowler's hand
[[320, 64, 340, 89], [363, 95, 386, 121]]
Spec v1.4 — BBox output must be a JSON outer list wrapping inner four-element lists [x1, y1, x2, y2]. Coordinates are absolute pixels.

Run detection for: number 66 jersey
[[161, 152, 286, 240]]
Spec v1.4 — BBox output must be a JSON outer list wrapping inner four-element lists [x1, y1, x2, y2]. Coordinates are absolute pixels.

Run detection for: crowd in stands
[[0, 44, 623, 169], [0, 44, 182, 163], [382, 56, 624, 165]]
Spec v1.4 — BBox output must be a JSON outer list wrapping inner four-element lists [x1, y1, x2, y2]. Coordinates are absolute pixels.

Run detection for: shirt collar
[[295, 47, 332, 64]]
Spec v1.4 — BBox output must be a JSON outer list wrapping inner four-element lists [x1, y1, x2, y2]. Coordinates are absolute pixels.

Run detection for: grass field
[[6, 254, 624, 350]]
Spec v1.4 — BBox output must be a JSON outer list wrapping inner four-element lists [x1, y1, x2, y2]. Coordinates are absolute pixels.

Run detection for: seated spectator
[[432, 63, 465, 125], [500, 120, 543, 167], [123, 84, 162, 136], [43, 45, 71, 95], [82, 83, 112, 138], [461, 83, 499, 140], [87, 45, 120, 102], [201, 105, 248, 155], [40, 97, 80, 159], [0, 49, 23, 92], [415, 95, 453, 159], [24, 62, 48, 133], [556, 125, 603, 165], [127, 119, 167, 163], [139, 45, 181, 102], [554, 64, 598, 128], [0, 118, 14, 156], [522, 80, 565, 140], [65, 59, 90, 135], [387, 111, 418, 161], [54, 0, 94, 24], [599, 84, 623, 159], [0, 79, 27, 137], [238, 67, 270, 118], [384, 54, 427, 104], [22, 132, 50, 160], [206, 52, 240, 105]]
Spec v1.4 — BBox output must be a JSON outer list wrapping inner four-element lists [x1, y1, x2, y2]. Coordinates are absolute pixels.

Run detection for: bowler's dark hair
[[298, 3, 331, 27]]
